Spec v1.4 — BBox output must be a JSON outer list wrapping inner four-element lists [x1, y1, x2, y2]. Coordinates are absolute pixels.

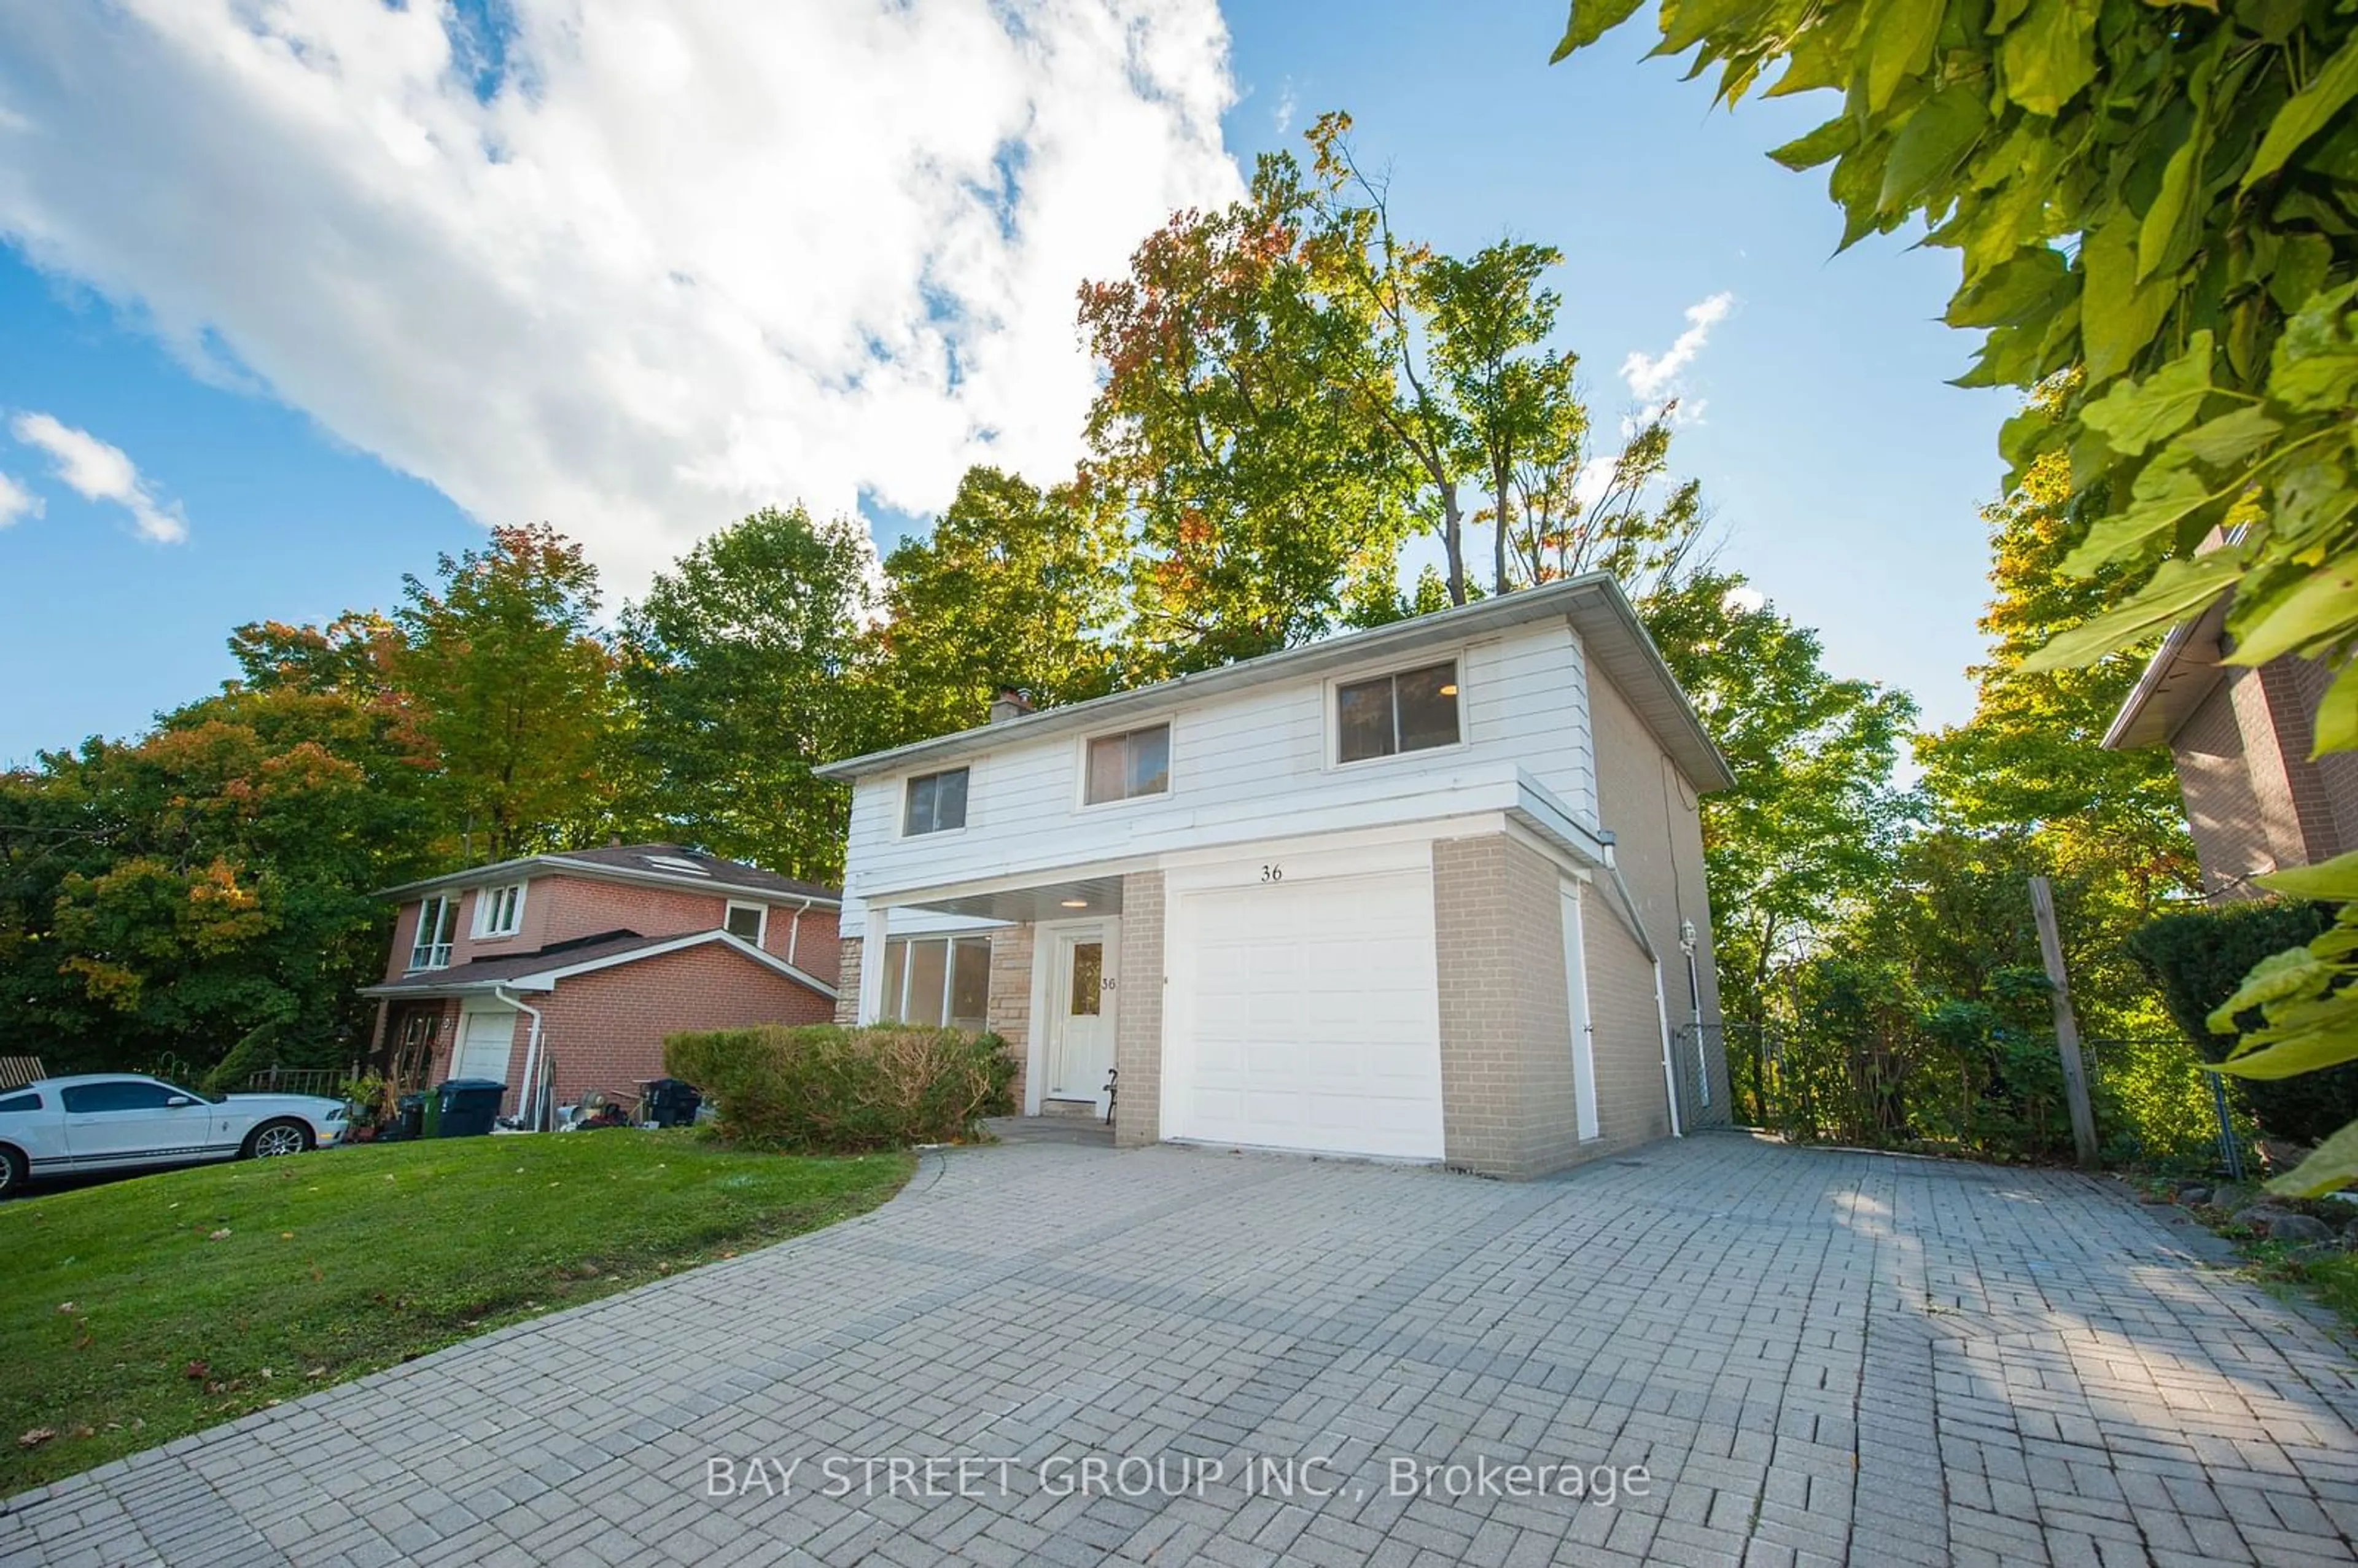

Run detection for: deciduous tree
[[874, 467, 1130, 737], [1551, 0, 2358, 1187], [393, 524, 618, 862], [1079, 150, 1418, 671], [620, 506, 877, 883]]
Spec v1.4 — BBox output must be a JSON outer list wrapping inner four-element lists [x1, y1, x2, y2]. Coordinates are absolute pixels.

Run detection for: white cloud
[[0, 469, 40, 527], [1722, 584, 1766, 615], [0, 0, 1242, 588], [7, 413, 186, 542], [1272, 79, 1298, 136], [1620, 291, 1735, 424]]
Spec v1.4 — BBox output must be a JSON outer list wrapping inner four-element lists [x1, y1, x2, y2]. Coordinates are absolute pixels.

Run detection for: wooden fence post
[[2028, 875, 2101, 1168]]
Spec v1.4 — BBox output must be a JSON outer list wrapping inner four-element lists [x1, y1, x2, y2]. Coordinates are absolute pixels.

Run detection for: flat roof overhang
[[852, 766, 1605, 925]]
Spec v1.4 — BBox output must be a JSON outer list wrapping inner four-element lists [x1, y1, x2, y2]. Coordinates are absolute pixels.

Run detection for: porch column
[[857, 906, 890, 1023]]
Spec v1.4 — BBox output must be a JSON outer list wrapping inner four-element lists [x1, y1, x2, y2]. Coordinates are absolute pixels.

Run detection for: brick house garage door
[[1164, 861, 1445, 1160]]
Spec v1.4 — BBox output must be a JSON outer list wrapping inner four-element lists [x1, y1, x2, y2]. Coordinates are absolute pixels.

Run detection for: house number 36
[[1261, 864, 1283, 883]]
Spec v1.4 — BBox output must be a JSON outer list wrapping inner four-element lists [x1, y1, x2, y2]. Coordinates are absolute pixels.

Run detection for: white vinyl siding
[[841, 620, 1593, 923]]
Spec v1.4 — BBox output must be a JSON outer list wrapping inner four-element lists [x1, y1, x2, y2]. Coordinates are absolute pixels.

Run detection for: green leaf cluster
[[1554, 0, 2358, 1181]]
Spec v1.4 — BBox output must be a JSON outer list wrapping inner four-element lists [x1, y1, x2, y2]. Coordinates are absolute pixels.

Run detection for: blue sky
[[0, 2, 2009, 767]]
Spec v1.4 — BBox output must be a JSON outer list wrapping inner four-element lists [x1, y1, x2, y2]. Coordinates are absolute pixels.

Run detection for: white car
[[0, 1074, 346, 1195]]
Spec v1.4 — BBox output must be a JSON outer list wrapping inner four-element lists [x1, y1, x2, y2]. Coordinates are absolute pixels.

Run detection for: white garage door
[[1168, 866, 1445, 1160]]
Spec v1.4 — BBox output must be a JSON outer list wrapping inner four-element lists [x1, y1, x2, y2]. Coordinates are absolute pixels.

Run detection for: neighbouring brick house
[[2104, 594, 2357, 899], [816, 574, 1734, 1179], [359, 844, 839, 1123]]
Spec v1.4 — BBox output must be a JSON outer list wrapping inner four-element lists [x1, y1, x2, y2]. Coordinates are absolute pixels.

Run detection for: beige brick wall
[[1112, 872, 1165, 1148], [1432, 834, 1584, 1178], [2173, 680, 2270, 898], [1589, 665, 1732, 1125], [2170, 659, 2354, 899], [833, 935, 862, 1025], [2233, 659, 2339, 871], [1581, 885, 1677, 1151], [2263, 655, 2339, 863], [987, 924, 1035, 1107]]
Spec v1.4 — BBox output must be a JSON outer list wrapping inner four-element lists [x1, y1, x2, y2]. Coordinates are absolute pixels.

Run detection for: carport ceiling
[[912, 877, 1126, 924]]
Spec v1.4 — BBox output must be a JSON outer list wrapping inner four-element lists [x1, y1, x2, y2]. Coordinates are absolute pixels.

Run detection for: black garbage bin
[[387, 1092, 426, 1142], [640, 1077, 701, 1128], [435, 1078, 507, 1138]]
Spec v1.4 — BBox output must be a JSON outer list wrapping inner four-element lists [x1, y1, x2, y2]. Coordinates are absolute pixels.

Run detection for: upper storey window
[[473, 882, 526, 938], [1336, 661, 1461, 763], [1084, 724, 1170, 805], [409, 895, 458, 971], [904, 767, 969, 835]]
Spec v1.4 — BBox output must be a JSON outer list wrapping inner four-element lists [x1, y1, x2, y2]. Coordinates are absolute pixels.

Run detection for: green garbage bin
[[435, 1079, 506, 1138], [419, 1088, 442, 1139]]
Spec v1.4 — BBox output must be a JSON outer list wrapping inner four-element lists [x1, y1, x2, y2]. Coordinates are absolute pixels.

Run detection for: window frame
[[471, 880, 527, 939], [409, 893, 459, 971], [901, 767, 971, 837], [723, 900, 768, 946], [1077, 721, 1173, 810], [1328, 655, 1467, 769], [879, 934, 993, 1031], [60, 1079, 182, 1114]]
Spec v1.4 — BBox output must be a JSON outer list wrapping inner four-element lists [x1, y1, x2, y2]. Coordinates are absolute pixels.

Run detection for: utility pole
[[2028, 875, 2100, 1168]]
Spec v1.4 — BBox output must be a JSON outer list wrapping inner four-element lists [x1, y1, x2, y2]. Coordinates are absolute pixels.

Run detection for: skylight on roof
[[644, 855, 711, 875]]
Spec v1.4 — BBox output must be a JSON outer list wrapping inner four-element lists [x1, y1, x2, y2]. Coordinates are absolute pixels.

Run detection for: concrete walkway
[[6, 1134, 2356, 1567]]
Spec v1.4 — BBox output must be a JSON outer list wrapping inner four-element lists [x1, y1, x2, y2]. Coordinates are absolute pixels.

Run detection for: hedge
[[663, 1023, 1018, 1152], [2127, 899, 2357, 1144]]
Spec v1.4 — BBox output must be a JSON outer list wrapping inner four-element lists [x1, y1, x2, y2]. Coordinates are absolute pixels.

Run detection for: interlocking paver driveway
[[7, 1133, 2357, 1567]]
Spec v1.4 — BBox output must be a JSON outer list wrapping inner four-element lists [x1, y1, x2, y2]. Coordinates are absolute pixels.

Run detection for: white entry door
[[1045, 928, 1118, 1112], [1167, 863, 1445, 1160], [452, 1005, 516, 1084]]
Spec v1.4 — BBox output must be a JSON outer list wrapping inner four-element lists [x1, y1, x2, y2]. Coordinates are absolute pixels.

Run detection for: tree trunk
[[1492, 452, 1512, 596], [1440, 481, 1467, 607]]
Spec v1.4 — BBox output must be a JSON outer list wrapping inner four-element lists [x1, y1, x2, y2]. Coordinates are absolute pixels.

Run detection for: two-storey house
[[817, 574, 1735, 1179], [360, 844, 840, 1123]]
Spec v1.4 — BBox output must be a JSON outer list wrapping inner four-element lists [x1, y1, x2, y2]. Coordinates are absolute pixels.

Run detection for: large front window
[[903, 768, 969, 835], [410, 895, 458, 971], [882, 936, 992, 1030], [1336, 661, 1461, 764], [1084, 724, 1170, 805]]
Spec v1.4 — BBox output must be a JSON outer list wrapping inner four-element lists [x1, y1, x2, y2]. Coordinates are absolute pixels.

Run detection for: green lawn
[[1, 1131, 911, 1494]]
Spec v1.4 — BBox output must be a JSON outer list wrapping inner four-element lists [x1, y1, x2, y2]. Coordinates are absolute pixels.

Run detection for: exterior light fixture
[[1678, 918, 1697, 956], [1060, 898, 1089, 909]]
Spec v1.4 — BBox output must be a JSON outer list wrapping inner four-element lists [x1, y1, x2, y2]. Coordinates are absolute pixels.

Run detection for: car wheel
[[244, 1120, 313, 1159], [0, 1144, 24, 1197]]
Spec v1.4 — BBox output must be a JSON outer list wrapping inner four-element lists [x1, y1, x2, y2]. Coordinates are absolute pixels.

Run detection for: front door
[[1046, 928, 1118, 1114]]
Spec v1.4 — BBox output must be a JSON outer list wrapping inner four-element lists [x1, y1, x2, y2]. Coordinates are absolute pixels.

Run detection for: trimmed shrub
[[2128, 900, 2357, 1144], [664, 1023, 1018, 1152]]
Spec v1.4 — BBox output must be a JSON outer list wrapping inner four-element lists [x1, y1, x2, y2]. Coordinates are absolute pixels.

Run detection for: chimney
[[988, 684, 1035, 724]]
